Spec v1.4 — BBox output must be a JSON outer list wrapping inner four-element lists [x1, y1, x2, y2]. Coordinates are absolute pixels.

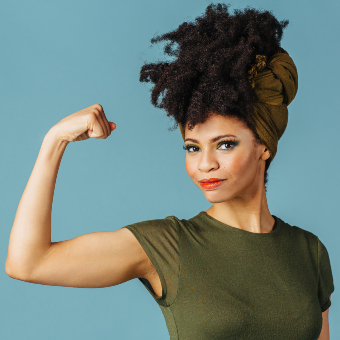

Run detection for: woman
[[5, 4, 334, 339]]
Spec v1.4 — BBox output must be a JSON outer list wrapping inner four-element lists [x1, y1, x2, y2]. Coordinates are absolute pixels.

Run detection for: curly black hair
[[139, 3, 289, 190]]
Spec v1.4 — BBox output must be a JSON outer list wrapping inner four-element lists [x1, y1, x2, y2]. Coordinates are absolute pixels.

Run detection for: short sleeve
[[317, 237, 335, 312], [122, 216, 180, 307]]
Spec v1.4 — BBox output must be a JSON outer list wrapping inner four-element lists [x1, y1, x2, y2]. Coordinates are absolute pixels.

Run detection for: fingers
[[89, 104, 115, 139], [92, 104, 108, 138]]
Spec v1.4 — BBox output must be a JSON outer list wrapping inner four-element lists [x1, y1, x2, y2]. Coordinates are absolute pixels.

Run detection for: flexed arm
[[5, 105, 153, 288]]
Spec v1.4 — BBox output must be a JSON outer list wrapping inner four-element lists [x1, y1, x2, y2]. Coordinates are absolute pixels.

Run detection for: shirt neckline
[[199, 211, 283, 236]]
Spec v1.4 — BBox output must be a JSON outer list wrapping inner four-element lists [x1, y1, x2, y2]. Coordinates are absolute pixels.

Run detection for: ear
[[261, 147, 271, 161]]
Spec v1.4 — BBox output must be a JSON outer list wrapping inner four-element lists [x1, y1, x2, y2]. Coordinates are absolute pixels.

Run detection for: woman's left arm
[[318, 295, 331, 340]]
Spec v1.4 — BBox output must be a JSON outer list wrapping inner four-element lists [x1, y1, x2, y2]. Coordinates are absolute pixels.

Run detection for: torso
[[127, 212, 327, 339], [142, 213, 277, 297]]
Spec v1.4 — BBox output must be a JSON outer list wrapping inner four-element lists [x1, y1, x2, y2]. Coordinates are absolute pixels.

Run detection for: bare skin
[[5, 106, 330, 338], [184, 113, 274, 234], [5, 104, 157, 290]]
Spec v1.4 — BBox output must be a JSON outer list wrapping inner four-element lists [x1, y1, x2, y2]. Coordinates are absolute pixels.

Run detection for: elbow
[[5, 261, 17, 279], [5, 259, 28, 281]]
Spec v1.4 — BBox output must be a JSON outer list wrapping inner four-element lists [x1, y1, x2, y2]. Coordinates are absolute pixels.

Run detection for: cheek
[[224, 151, 254, 176], [185, 158, 196, 178]]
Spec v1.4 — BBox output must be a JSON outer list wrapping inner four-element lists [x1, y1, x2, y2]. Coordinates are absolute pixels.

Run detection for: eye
[[218, 140, 237, 150], [183, 140, 237, 153], [183, 144, 199, 153]]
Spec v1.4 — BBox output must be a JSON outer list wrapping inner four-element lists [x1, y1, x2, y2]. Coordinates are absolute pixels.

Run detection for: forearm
[[6, 127, 69, 277]]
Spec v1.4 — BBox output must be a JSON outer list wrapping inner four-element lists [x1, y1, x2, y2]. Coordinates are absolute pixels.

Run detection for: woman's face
[[184, 113, 270, 203]]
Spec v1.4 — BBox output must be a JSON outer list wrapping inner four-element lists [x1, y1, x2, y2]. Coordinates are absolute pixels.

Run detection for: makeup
[[200, 180, 226, 189], [183, 140, 238, 153]]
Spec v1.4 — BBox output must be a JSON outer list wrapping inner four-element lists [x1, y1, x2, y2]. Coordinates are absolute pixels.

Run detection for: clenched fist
[[51, 104, 116, 143]]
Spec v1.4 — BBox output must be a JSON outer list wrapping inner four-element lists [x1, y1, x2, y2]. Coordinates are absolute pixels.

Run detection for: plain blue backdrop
[[1, 0, 339, 339]]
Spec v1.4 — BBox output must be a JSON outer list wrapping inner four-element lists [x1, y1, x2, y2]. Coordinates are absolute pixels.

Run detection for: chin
[[202, 192, 232, 204]]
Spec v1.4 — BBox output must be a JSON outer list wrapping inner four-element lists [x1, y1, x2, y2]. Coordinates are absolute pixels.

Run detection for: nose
[[197, 150, 219, 172]]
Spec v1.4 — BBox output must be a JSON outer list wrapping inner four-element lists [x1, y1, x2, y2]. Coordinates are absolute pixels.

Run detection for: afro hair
[[139, 2, 289, 189]]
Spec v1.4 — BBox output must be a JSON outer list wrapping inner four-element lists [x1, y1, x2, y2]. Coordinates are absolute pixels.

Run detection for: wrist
[[38, 127, 69, 162], [44, 126, 70, 147]]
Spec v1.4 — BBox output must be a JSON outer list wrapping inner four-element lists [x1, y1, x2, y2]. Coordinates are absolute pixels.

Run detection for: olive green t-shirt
[[123, 212, 334, 340]]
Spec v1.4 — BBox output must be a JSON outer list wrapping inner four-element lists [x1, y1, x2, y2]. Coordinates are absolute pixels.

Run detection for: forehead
[[185, 114, 250, 138]]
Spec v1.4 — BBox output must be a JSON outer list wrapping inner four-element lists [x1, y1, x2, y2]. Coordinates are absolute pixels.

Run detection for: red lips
[[199, 178, 224, 183]]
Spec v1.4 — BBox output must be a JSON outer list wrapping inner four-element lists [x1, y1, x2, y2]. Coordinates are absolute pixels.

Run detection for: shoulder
[[279, 216, 319, 246], [122, 215, 182, 237], [277, 217, 334, 267], [122, 213, 201, 236]]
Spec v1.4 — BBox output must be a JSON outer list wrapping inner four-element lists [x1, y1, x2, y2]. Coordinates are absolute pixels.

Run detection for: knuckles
[[86, 104, 110, 139], [92, 104, 103, 112]]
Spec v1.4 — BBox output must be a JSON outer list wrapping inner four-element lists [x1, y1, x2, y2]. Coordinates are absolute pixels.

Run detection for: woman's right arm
[[5, 104, 152, 288]]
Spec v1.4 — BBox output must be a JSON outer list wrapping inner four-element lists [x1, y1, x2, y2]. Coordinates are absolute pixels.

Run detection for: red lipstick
[[199, 178, 226, 189]]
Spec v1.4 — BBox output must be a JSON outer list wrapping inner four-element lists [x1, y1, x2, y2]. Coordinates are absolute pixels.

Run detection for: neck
[[205, 183, 275, 234]]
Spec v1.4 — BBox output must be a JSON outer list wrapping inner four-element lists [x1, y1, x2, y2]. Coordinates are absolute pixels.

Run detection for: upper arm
[[6, 227, 151, 288], [318, 295, 331, 340]]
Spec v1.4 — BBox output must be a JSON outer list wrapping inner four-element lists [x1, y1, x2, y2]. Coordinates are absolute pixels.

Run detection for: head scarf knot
[[178, 47, 298, 170], [250, 47, 298, 168]]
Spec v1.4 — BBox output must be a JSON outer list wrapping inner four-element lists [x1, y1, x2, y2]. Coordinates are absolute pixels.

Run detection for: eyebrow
[[184, 134, 237, 144]]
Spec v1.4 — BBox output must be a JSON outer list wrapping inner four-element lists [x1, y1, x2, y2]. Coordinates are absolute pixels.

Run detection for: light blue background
[[1, 0, 339, 339]]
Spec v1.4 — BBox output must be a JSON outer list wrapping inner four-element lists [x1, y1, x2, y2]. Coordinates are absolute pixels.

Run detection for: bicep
[[10, 227, 150, 288], [318, 295, 331, 340]]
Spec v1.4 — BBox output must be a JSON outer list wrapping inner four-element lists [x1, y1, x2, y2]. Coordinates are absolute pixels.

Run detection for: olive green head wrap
[[178, 47, 298, 169]]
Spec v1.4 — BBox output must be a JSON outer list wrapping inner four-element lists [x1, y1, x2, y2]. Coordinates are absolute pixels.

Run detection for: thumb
[[87, 129, 101, 138]]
